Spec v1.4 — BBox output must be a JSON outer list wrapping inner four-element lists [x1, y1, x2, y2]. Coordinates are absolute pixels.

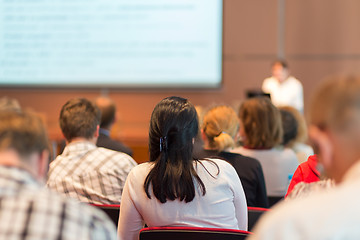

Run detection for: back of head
[[202, 105, 239, 151], [279, 108, 298, 146], [95, 96, 116, 129], [280, 106, 308, 143], [59, 98, 101, 142], [148, 96, 199, 164], [0, 110, 49, 160], [239, 97, 283, 148], [309, 76, 360, 132], [309, 75, 360, 181], [145, 96, 202, 203]]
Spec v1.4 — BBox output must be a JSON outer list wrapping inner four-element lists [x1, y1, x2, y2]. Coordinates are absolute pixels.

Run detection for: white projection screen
[[0, 0, 223, 88]]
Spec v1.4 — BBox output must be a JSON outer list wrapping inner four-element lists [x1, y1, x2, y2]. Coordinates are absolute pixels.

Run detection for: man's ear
[[94, 125, 100, 138], [309, 126, 333, 172], [201, 129, 207, 141]]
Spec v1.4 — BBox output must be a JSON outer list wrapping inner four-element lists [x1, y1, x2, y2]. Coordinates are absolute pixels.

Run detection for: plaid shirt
[[47, 141, 137, 204], [0, 166, 117, 240]]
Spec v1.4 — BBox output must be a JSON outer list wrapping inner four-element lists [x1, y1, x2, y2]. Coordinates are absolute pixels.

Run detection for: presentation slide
[[0, 0, 223, 88]]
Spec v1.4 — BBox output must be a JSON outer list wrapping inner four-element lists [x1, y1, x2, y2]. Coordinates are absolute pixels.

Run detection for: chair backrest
[[91, 204, 120, 227], [247, 206, 270, 231], [139, 227, 252, 240]]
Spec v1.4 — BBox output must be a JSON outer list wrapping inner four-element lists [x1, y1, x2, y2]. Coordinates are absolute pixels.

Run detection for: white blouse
[[118, 158, 248, 240]]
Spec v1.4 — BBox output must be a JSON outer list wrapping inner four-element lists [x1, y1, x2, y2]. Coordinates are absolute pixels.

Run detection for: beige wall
[[1, 0, 360, 162]]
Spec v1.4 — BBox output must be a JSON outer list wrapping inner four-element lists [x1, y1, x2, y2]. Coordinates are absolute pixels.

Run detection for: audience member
[[249, 75, 360, 239], [118, 97, 248, 240], [232, 97, 298, 205], [47, 98, 137, 204], [197, 105, 268, 207], [279, 106, 314, 163], [95, 96, 133, 156], [262, 60, 304, 113], [0, 110, 117, 239]]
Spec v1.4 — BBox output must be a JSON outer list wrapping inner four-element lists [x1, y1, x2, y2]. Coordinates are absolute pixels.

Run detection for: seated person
[[247, 75, 360, 240], [0, 110, 117, 239], [279, 106, 314, 163], [232, 97, 298, 204], [95, 96, 133, 156], [197, 105, 268, 207], [118, 97, 248, 240], [47, 98, 137, 204]]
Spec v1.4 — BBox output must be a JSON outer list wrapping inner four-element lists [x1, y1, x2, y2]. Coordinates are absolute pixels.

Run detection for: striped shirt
[[0, 166, 117, 240], [47, 141, 137, 204]]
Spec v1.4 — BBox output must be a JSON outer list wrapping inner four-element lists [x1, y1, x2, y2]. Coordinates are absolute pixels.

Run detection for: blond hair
[[202, 105, 239, 151], [239, 97, 282, 148]]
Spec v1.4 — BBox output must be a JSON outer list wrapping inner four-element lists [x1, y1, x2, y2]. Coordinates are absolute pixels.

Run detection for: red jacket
[[285, 155, 319, 197]]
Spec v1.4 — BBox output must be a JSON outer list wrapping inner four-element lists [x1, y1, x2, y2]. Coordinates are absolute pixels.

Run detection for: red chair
[[91, 204, 120, 227], [139, 226, 252, 240], [247, 206, 270, 231]]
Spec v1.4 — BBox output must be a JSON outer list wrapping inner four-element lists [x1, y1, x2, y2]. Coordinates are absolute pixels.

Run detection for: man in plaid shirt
[[47, 98, 137, 204], [0, 110, 117, 239]]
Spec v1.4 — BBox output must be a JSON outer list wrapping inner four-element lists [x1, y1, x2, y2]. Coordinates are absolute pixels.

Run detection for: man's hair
[[202, 105, 239, 151], [59, 98, 101, 141], [272, 59, 288, 69], [95, 97, 116, 129], [0, 110, 49, 159], [239, 97, 283, 148], [309, 75, 360, 132]]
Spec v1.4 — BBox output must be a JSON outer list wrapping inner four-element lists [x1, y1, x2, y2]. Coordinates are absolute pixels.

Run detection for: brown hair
[[202, 105, 239, 151], [0, 110, 49, 159], [59, 98, 101, 141], [239, 97, 283, 148]]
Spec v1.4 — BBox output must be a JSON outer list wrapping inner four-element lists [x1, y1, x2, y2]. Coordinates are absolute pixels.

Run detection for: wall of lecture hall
[[1, 0, 360, 163]]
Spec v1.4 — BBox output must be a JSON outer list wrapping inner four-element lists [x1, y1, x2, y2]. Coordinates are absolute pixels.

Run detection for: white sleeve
[[228, 165, 248, 231], [118, 170, 145, 240]]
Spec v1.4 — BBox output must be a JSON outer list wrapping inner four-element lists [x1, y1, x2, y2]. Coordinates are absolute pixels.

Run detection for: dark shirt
[[96, 129, 133, 157], [195, 149, 269, 208]]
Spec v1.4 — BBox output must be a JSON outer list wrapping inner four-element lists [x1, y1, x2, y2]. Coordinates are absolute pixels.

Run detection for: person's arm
[[229, 166, 248, 230], [118, 171, 145, 240]]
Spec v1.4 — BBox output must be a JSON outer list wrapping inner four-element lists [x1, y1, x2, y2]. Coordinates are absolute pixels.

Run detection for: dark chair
[[139, 227, 252, 240], [91, 204, 120, 227], [247, 206, 270, 231]]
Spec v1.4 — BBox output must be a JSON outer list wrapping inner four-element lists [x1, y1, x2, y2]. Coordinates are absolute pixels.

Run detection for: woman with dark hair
[[118, 97, 248, 240]]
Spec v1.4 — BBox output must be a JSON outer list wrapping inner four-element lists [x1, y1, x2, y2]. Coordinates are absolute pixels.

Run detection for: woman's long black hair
[[144, 96, 206, 203]]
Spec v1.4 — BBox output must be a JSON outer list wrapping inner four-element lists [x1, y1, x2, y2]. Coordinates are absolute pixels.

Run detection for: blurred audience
[[118, 97, 248, 240], [47, 98, 137, 204], [249, 75, 360, 240], [0, 96, 21, 111]]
